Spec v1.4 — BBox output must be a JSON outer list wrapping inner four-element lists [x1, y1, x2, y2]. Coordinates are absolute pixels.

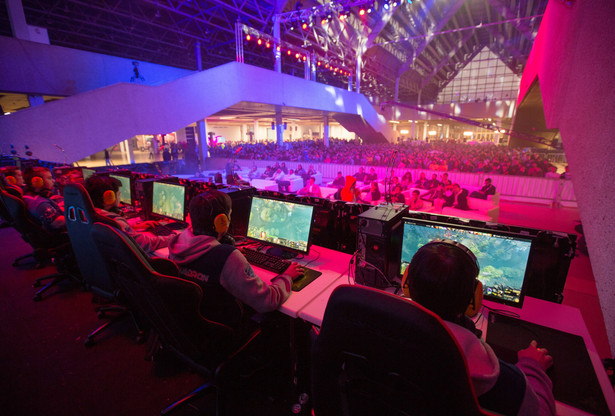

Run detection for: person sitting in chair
[[85, 176, 171, 253], [23, 167, 65, 232], [297, 177, 322, 198], [470, 178, 496, 199], [403, 240, 556, 416], [167, 190, 303, 330], [1, 166, 25, 196]]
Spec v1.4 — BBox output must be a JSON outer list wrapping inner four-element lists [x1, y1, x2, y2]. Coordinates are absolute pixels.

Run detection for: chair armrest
[[150, 258, 180, 277]]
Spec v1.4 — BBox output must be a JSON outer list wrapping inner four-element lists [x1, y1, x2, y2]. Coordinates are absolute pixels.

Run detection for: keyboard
[[241, 247, 291, 274], [148, 224, 176, 236], [240, 247, 323, 291]]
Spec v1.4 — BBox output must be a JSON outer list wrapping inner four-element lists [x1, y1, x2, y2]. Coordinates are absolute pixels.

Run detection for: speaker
[[218, 186, 255, 237], [355, 205, 408, 288]]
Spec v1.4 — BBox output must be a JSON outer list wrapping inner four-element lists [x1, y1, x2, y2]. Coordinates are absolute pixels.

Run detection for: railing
[[210, 158, 577, 207]]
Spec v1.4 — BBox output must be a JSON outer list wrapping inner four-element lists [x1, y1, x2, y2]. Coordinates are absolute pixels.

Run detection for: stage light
[[302, 56, 307, 61], [246, 34, 251, 41], [321, 18, 327, 24], [359, 8, 366, 16], [288, 50, 292, 55], [296, 53, 301, 59], [325, 63, 329, 68], [383, 3, 390, 10], [276, 45, 281, 51], [317, 61, 321, 66], [257, 38, 262, 45], [266, 41, 270, 48]]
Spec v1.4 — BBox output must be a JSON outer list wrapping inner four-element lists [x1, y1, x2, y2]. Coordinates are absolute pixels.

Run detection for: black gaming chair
[[0, 189, 78, 300], [63, 183, 144, 346], [311, 285, 497, 416], [91, 223, 262, 415]]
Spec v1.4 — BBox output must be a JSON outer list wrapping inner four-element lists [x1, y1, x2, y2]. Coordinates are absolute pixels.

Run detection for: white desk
[[154, 244, 351, 320], [299, 276, 615, 416]]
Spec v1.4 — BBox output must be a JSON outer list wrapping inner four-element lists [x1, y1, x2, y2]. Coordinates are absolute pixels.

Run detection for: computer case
[[355, 205, 408, 288], [219, 186, 256, 237]]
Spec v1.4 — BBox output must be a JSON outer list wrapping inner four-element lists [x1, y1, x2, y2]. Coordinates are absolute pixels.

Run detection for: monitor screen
[[246, 196, 315, 255], [400, 218, 534, 307], [82, 168, 95, 181], [151, 181, 186, 222], [108, 174, 132, 205]]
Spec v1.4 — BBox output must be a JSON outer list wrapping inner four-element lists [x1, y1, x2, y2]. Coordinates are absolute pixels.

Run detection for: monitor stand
[[266, 246, 297, 260]]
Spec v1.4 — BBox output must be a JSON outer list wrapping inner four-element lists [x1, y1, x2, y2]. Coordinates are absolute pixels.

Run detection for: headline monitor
[[400, 218, 534, 307], [108, 173, 133, 206], [151, 181, 186, 222], [246, 196, 315, 256]]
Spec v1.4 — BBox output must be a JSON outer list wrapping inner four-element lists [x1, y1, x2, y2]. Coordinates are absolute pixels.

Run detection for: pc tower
[[135, 178, 158, 220], [355, 205, 408, 288], [219, 186, 255, 237]]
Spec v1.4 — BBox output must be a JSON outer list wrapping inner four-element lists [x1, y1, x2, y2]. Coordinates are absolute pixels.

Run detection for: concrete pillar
[[273, 16, 282, 73], [253, 120, 259, 142], [7, 0, 29, 40], [124, 138, 135, 164], [411, 120, 416, 139], [197, 119, 208, 170], [423, 123, 428, 141], [323, 114, 330, 147], [275, 110, 284, 146]]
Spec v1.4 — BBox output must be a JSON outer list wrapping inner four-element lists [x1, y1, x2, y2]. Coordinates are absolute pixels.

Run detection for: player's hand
[[283, 262, 305, 281], [134, 220, 158, 231], [518, 340, 553, 371]]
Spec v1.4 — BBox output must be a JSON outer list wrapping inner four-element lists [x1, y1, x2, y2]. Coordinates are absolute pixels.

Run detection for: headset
[[202, 192, 230, 235], [401, 238, 483, 317], [5, 175, 17, 186], [102, 189, 117, 206]]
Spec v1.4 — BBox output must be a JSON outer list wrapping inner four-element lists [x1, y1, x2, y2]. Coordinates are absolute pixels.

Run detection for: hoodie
[[167, 229, 293, 315], [446, 321, 555, 416], [96, 208, 171, 253], [340, 175, 358, 202]]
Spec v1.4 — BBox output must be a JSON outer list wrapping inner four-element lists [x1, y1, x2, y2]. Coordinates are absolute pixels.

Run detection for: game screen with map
[[399, 218, 534, 307], [109, 174, 132, 205], [151, 181, 186, 222], [247, 196, 315, 255]]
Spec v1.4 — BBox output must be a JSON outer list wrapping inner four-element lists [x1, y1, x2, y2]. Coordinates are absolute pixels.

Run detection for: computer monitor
[[246, 196, 315, 257], [108, 173, 133, 206], [151, 181, 186, 222], [82, 168, 95, 181], [399, 218, 534, 307]]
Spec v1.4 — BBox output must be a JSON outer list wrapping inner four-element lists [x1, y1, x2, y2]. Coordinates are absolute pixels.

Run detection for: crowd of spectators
[[210, 138, 562, 177]]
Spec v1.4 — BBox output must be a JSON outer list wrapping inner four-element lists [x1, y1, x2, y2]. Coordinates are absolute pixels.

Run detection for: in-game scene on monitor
[[151, 181, 185, 222], [109, 174, 132, 205], [247, 196, 314, 254], [400, 218, 533, 306], [82, 168, 95, 181]]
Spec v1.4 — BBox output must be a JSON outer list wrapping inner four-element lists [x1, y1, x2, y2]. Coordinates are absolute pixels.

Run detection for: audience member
[[391, 184, 405, 204], [297, 177, 322, 197], [400, 172, 412, 190], [22, 167, 65, 231], [408, 189, 424, 210], [167, 190, 303, 329], [362, 181, 382, 203], [365, 167, 378, 183], [415, 172, 429, 189], [85, 175, 171, 253], [470, 178, 496, 199], [336, 176, 361, 202], [331, 171, 345, 188], [354, 167, 367, 182], [404, 240, 555, 415]]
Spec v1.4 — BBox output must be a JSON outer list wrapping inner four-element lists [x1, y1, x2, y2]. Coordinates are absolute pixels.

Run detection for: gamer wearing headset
[[404, 240, 555, 416], [22, 167, 66, 231], [85, 175, 172, 253], [1, 166, 25, 196], [167, 189, 304, 330]]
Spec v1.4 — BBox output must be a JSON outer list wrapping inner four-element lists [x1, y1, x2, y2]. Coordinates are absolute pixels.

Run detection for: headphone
[[5, 175, 17, 186], [31, 175, 44, 188], [102, 189, 117, 206], [401, 239, 483, 317], [203, 192, 230, 235]]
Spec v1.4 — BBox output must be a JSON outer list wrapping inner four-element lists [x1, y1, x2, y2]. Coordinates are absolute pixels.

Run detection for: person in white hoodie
[[167, 190, 303, 330], [404, 239, 556, 416]]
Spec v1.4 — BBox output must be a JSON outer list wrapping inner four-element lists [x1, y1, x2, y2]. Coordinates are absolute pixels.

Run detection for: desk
[[154, 244, 352, 320], [299, 275, 615, 415]]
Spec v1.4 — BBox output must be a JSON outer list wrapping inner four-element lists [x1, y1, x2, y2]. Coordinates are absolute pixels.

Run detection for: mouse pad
[[291, 267, 322, 292], [486, 312, 610, 416]]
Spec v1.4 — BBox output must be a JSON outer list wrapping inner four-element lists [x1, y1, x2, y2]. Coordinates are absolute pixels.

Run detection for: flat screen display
[[108, 174, 132, 205], [247, 196, 315, 255], [82, 168, 95, 181], [151, 181, 186, 222], [400, 218, 533, 307]]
